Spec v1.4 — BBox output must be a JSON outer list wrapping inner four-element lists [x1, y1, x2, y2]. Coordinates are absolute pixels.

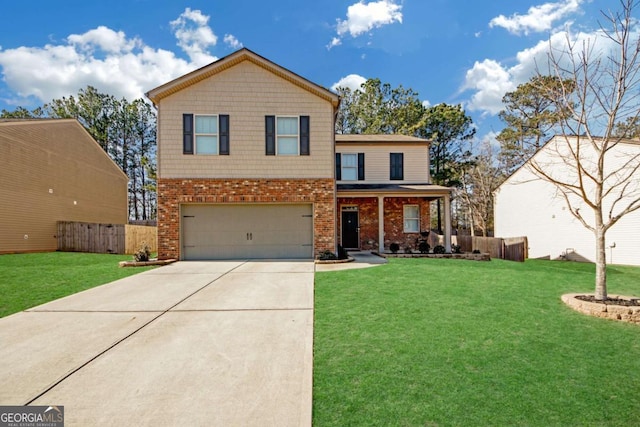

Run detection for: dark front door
[[341, 210, 359, 249]]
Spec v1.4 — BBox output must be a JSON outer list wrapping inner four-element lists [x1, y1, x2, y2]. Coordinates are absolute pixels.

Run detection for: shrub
[[404, 246, 413, 254], [433, 245, 446, 254], [134, 244, 151, 262], [390, 243, 400, 254], [452, 244, 462, 254], [318, 250, 338, 260], [472, 249, 481, 254], [418, 241, 430, 254]]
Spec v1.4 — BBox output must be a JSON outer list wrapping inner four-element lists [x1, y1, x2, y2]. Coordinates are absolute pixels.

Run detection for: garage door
[[182, 204, 313, 260]]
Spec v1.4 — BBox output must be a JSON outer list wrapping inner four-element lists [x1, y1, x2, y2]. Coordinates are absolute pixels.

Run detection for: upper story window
[[276, 117, 299, 155], [265, 115, 310, 156], [390, 152, 404, 180], [183, 114, 229, 155], [336, 153, 365, 181], [341, 153, 358, 180], [195, 115, 218, 154]]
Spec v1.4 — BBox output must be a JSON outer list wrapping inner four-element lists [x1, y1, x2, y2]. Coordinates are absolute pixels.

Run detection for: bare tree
[[458, 142, 503, 236], [528, 0, 640, 300]]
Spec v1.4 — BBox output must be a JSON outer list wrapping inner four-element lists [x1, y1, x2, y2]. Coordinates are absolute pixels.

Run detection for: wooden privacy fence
[[57, 221, 157, 255], [453, 235, 528, 262]]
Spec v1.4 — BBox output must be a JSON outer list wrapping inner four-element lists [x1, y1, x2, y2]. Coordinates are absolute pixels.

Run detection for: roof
[[146, 48, 340, 107], [335, 134, 430, 144], [337, 183, 452, 196]]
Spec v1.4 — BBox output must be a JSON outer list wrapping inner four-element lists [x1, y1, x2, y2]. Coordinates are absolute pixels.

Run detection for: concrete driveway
[[0, 260, 314, 426]]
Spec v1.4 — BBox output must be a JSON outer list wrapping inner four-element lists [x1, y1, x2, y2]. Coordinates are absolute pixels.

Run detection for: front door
[[341, 210, 359, 249]]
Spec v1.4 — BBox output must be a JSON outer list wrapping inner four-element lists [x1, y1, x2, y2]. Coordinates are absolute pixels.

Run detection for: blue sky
[[0, 0, 625, 145]]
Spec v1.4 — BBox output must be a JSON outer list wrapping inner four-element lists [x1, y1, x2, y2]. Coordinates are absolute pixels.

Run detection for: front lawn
[[313, 258, 640, 426], [0, 252, 156, 318]]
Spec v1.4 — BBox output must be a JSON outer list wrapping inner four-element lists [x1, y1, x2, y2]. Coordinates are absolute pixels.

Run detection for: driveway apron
[[0, 260, 314, 426]]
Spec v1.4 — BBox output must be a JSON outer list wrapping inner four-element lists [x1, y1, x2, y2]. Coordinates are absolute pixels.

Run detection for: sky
[[0, 0, 629, 146]]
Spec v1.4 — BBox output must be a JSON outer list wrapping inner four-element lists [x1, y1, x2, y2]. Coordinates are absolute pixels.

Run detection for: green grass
[[0, 252, 156, 318], [313, 259, 640, 426]]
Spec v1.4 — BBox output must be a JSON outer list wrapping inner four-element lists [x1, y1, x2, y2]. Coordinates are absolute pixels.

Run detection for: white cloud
[[0, 8, 242, 106], [331, 74, 367, 91], [329, 0, 402, 48], [462, 59, 516, 115], [489, 0, 584, 36], [169, 8, 218, 65], [462, 27, 620, 115], [223, 34, 243, 50], [67, 26, 139, 54]]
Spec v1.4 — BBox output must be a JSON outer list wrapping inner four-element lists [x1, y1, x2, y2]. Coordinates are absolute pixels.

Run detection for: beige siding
[[157, 61, 335, 179], [336, 143, 430, 183], [0, 120, 129, 253]]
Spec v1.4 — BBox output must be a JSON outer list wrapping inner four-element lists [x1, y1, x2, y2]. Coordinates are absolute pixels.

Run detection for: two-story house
[[146, 48, 452, 260]]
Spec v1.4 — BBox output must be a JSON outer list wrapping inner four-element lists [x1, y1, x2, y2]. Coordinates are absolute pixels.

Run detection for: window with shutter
[[266, 115, 310, 156], [183, 114, 229, 155]]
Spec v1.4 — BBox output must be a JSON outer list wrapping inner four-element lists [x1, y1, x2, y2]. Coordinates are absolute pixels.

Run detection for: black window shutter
[[265, 116, 275, 155], [183, 114, 194, 155], [336, 153, 342, 180], [219, 115, 229, 155], [390, 153, 404, 180], [300, 116, 310, 155], [358, 153, 365, 180]]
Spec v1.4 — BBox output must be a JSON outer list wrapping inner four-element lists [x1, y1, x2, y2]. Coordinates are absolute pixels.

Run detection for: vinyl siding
[[494, 137, 640, 266], [335, 143, 430, 183], [0, 120, 129, 253], [157, 60, 335, 179]]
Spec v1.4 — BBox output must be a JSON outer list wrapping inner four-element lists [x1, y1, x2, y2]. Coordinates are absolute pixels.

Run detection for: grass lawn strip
[[0, 252, 156, 318], [313, 258, 640, 426]]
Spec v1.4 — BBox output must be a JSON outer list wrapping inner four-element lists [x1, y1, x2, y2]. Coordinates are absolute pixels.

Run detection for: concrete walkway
[[0, 260, 314, 426]]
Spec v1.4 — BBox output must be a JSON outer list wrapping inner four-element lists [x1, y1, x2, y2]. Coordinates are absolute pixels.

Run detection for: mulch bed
[[575, 295, 640, 307]]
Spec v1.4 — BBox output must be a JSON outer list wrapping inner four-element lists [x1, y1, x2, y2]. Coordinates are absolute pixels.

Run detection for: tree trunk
[[594, 221, 607, 301]]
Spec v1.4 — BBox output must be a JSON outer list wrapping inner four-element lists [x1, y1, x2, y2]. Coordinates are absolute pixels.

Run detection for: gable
[[146, 48, 339, 108]]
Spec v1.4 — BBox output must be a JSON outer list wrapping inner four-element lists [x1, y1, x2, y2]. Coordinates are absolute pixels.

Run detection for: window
[[265, 116, 310, 156], [341, 153, 358, 180], [390, 153, 404, 180], [336, 153, 365, 180], [183, 114, 229, 155], [404, 205, 419, 233], [195, 115, 218, 154], [277, 117, 299, 155]]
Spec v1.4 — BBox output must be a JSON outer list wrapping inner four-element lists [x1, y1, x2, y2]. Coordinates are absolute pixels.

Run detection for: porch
[[336, 183, 453, 253]]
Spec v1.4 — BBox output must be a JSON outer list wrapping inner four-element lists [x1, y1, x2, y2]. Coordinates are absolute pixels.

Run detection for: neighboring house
[[0, 119, 129, 253], [494, 135, 640, 266], [146, 48, 452, 260]]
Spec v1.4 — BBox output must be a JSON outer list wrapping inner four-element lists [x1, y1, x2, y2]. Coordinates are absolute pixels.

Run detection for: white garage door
[[181, 204, 314, 260]]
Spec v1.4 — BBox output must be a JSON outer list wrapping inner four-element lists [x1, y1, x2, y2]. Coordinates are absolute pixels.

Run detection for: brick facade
[[337, 196, 431, 251], [158, 178, 336, 260]]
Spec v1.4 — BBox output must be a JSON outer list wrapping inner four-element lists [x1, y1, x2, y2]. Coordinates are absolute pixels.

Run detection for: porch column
[[378, 196, 385, 253], [444, 193, 452, 253]]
